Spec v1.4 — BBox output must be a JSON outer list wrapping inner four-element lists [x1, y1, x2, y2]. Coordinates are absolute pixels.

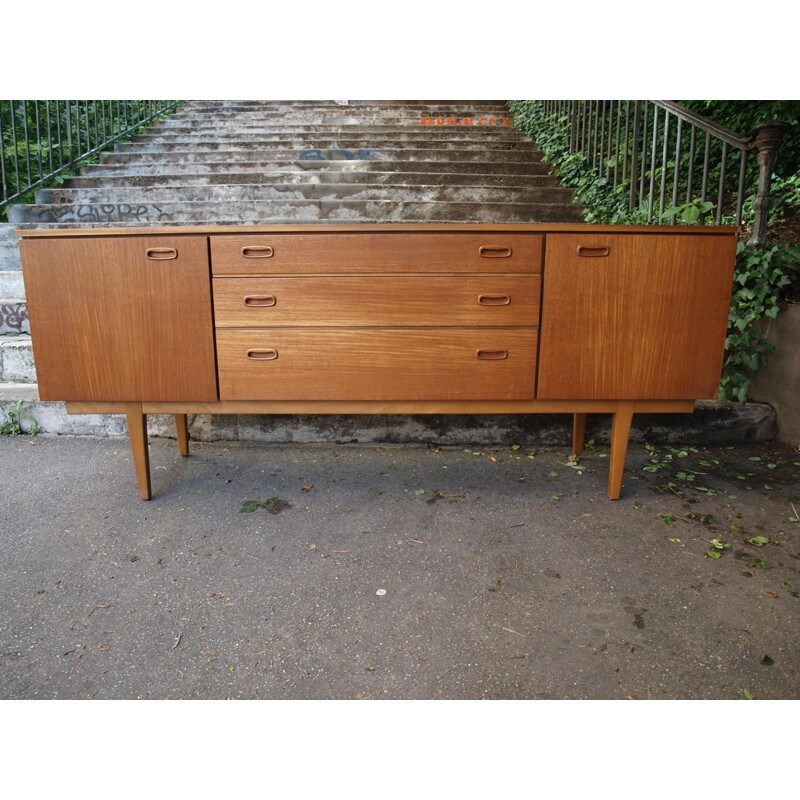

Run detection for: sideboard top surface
[[15, 223, 741, 239]]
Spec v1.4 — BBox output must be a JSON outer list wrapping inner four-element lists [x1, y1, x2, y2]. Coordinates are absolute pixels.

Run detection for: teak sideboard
[[17, 223, 739, 500]]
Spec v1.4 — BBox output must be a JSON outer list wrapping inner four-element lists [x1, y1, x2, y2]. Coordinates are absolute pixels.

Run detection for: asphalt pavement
[[1, 433, 798, 699]]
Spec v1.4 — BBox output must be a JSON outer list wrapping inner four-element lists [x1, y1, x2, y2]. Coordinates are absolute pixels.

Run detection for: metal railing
[[0, 100, 183, 215], [539, 101, 790, 247]]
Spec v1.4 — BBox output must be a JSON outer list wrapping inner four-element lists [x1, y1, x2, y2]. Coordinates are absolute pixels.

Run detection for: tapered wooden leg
[[608, 401, 635, 500], [175, 414, 190, 457], [124, 402, 151, 500], [572, 413, 587, 456]]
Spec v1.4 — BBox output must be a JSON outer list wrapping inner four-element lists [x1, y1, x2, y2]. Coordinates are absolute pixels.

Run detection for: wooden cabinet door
[[22, 236, 217, 401], [536, 233, 737, 399]]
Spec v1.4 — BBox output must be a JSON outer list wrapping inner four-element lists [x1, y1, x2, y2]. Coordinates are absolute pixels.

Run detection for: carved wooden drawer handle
[[478, 294, 511, 306], [246, 349, 278, 360], [241, 245, 274, 258], [146, 247, 178, 260], [479, 246, 512, 258], [576, 245, 610, 257], [244, 295, 277, 307], [476, 349, 509, 360]]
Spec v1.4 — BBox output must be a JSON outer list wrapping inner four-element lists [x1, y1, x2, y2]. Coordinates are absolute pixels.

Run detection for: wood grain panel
[[216, 328, 538, 400], [21, 236, 217, 401], [67, 399, 694, 415], [213, 275, 541, 327], [536, 233, 737, 399], [210, 233, 543, 275]]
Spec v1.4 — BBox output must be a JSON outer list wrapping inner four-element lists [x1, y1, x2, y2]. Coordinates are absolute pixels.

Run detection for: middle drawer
[[213, 275, 541, 328]]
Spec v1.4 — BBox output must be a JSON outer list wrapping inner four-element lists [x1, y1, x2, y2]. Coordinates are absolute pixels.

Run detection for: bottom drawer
[[217, 328, 538, 401]]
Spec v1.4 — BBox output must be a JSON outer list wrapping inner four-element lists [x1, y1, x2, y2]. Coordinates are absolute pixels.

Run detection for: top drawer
[[210, 233, 543, 275]]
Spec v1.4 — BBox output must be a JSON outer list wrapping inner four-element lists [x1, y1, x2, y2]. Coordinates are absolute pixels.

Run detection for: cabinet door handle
[[244, 295, 277, 307], [478, 294, 511, 306], [479, 245, 512, 258], [476, 349, 509, 360], [576, 245, 610, 258], [241, 245, 274, 258], [146, 247, 178, 260], [246, 349, 278, 360]]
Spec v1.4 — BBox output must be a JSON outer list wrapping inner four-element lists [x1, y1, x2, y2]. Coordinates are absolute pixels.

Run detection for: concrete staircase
[[0, 100, 775, 444]]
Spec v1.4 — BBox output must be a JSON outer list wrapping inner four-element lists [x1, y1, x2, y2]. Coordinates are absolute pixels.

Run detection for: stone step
[[118, 138, 534, 152], [8, 199, 584, 225], [0, 335, 35, 382], [0, 270, 25, 296], [174, 104, 510, 112], [11, 218, 525, 231], [78, 160, 555, 177], [155, 122, 518, 136], [0, 225, 23, 271], [37, 183, 575, 206], [176, 104, 511, 118], [144, 125, 522, 138], [137, 122, 522, 134], [0, 243, 21, 271], [0, 224, 20, 245], [64, 170, 560, 189], [161, 119, 515, 131], [0, 271, 28, 334], [97, 149, 545, 165]]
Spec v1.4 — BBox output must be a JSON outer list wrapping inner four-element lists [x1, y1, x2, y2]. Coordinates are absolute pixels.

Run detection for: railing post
[[747, 121, 791, 249]]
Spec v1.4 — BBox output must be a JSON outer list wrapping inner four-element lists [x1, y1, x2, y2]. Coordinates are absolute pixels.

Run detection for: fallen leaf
[[365, 665, 375, 671], [763, 591, 778, 598]]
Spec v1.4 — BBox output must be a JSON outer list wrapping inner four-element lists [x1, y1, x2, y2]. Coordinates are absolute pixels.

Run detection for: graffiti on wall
[[299, 148, 379, 161], [30, 204, 169, 223], [421, 116, 514, 127]]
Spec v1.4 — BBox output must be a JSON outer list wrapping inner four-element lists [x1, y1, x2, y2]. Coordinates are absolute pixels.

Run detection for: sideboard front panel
[[21, 236, 218, 401], [536, 233, 737, 399], [212, 275, 541, 328], [216, 328, 538, 401], [210, 233, 544, 275]]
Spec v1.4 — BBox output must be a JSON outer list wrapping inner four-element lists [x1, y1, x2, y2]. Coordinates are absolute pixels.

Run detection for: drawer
[[210, 233, 543, 275], [213, 275, 541, 328], [216, 328, 538, 400]]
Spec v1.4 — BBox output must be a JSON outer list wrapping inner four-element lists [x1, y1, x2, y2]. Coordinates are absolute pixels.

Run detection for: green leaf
[[240, 500, 262, 513], [710, 538, 731, 550], [747, 536, 771, 547], [706, 550, 723, 559], [414, 489, 425, 496], [742, 688, 754, 700]]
